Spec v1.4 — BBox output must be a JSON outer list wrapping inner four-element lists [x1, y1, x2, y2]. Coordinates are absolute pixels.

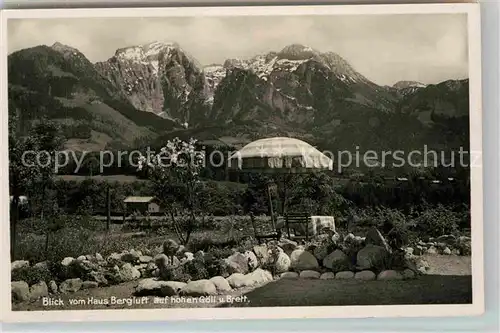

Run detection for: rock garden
[[11, 226, 472, 305]]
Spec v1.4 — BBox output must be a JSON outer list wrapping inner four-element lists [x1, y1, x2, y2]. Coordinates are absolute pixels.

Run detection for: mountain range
[[8, 41, 469, 165]]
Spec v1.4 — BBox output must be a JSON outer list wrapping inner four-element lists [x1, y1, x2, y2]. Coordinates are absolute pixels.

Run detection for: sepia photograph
[[1, 3, 483, 322]]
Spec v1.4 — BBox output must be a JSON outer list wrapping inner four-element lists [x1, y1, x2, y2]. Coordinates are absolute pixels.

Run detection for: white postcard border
[[0, 2, 484, 323]]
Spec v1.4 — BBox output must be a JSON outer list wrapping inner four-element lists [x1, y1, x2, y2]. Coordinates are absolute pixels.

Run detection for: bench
[[249, 213, 280, 243], [284, 212, 311, 241]]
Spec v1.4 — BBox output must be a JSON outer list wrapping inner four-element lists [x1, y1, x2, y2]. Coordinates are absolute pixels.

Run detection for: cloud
[[7, 13, 468, 86]]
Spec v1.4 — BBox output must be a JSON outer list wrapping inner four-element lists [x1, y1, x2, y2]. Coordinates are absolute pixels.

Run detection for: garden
[[9, 132, 472, 309]]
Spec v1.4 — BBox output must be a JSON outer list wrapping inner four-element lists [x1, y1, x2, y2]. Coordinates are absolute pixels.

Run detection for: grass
[[12, 266, 472, 311], [13, 215, 269, 263], [55, 175, 146, 183], [218, 275, 472, 307]]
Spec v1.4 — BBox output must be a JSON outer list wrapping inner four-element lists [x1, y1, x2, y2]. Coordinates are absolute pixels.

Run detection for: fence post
[[106, 186, 111, 231]]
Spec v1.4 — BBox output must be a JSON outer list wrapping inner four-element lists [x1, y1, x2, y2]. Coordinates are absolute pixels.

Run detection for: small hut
[[123, 196, 161, 215]]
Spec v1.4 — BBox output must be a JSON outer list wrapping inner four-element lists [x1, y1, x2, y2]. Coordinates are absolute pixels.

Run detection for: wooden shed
[[123, 196, 161, 215]]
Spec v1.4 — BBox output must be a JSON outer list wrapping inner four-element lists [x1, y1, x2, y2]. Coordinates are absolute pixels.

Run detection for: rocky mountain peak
[[393, 80, 427, 89], [277, 43, 318, 60], [112, 41, 183, 72], [51, 42, 81, 56]]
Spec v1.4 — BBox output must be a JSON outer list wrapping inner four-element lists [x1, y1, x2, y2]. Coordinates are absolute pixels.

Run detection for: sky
[[7, 14, 469, 86]]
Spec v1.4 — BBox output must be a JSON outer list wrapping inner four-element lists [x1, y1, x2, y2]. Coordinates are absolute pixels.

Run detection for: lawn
[[218, 275, 472, 307], [55, 174, 146, 183], [12, 273, 472, 311]]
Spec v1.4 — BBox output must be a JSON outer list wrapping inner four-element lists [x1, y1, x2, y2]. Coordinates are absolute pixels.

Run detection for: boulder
[[335, 271, 354, 279], [11, 281, 30, 302], [61, 257, 75, 266], [274, 251, 291, 274], [135, 278, 186, 296], [104, 265, 123, 284], [280, 272, 299, 279], [253, 244, 270, 265], [33, 261, 49, 270], [299, 270, 321, 279], [436, 234, 457, 245], [77, 255, 87, 261], [244, 251, 259, 271], [209, 276, 232, 293], [179, 280, 217, 296], [85, 254, 96, 262], [81, 281, 99, 289], [414, 257, 430, 272], [59, 278, 83, 293], [121, 251, 140, 263], [89, 270, 108, 286], [120, 263, 141, 282], [413, 246, 424, 256], [312, 243, 331, 262], [343, 233, 365, 250], [356, 244, 389, 271], [183, 252, 194, 261], [11, 260, 30, 271], [354, 270, 376, 281], [365, 227, 391, 252], [442, 247, 452, 255], [107, 252, 122, 266], [139, 255, 153, 263], [73, 259, 100, 274], [224, 253, 249, 275], [290, 249, 319, 271], [95, 253, 104, 261], [29, 281, 49, 301], [279, 239, 298, 255], [49, 280, 58, 294], [323, 249, 349, 272], [426, 246, 438, 255], [246, 268, 273, 285], [320, 272, 336, 280], [377, 270, 403, 280], [227, 273, 250, 288], [404, 247, 414, 256], [146, 262, 158, 271]]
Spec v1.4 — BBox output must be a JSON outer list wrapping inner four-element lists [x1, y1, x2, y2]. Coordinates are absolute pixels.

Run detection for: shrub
[[183, 257, 209, 281], [204, 257, 231, 278], [45, 227, 100, 262], [187, 233, 239, 253], [413, 204, 460, 237], [11, 265, 53, 285], [204, 247, 235, 260]]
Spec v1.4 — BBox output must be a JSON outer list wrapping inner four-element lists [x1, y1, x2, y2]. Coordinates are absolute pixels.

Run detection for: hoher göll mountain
[[8, 41, 469, 154]]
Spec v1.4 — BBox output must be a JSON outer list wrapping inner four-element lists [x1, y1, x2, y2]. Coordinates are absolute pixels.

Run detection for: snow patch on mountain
[[114, 41, 179, 75], [393, 80, 427, 89], [202, 44, 367, 90]]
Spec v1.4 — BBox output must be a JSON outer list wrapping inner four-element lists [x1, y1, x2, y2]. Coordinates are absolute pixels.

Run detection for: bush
[[205, 257, 231, 278], [183, 257, 209, 281], [413, 204, 460, 237], [187, 233, 239, 253], [160, 264, 192, 283], [11, 265, 53, 285]]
